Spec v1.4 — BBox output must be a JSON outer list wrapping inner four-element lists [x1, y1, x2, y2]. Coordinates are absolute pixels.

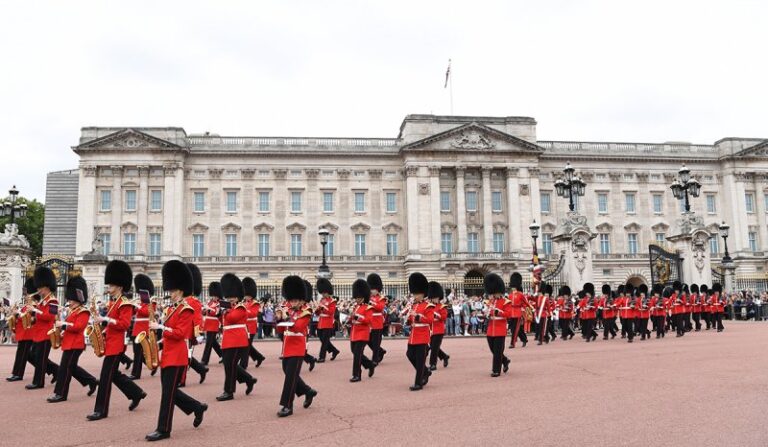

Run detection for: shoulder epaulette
[[118, 296, 134, 307], [299, 309, 312, 318], [76, 306, 91, 315], [234, 303, 247, 309], [426, 303, 435, 308]]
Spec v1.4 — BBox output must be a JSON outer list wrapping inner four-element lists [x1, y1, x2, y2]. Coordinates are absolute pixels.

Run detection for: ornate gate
[[711, 266, 724, 285], [25, 255, 78, 297], [542, 252, 566, 290], [648, 244, 682, 286]]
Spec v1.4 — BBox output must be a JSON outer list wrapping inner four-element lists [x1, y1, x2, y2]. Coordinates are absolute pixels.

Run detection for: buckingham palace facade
[[45, 114, 768, 287]]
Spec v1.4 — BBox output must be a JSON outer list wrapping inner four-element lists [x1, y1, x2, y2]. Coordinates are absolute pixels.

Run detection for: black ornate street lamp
[[554, 162, 586, 211], [670, 164, 701, 213], [318, 228, 331, 278], [1, 185, 28, 225], [529, 220, 540, 258], [719, 221, 732, 264]]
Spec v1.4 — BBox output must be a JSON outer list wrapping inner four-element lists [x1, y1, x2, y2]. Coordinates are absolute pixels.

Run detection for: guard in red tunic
[[201, 282, 223, 365], [600, 285, 617, 339], [241, 277, 266, 369], [182, 263, 209, 385], [405, 273, 434, 390], [301, 280, 318, 371], [650, 284, 666, 338], [534, 284, 554, 345], [216, 273, 257, 402], [710, 283, 725, 332], [556, 286, 575, 340], [128, 274, 156, 380], [690, 284, 702, 331], [366, 273, 388, 364], [428, 281, 450, 370], [87, 260, 147, 421], [577, 283, 598, 342], [276, 275, 317, 417], [145, 260, 208, 441], [700, 284, 711, 330], [348, 279, 376, 382], [671, 281, 686, 337], [47, 276, 98, 402], [636, 284, 652, 340], [315, 278, 340, 362], [507, 272, 531, 348], [617, 286, 635, 342], [27, 266, 60, 390], [484, 273, 512, 377], [6, 277, 36, 382]]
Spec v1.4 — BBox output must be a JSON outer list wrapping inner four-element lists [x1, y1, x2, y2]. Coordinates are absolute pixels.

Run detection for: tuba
[[135, 301, 159, 370], [84, 300, 105, 357]]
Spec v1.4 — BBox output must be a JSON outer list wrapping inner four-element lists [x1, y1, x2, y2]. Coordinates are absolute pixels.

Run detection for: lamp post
[[719, 221, 732, 264], [318, 228, 331, 278], [529, 220, 543, 293], [529, 220, 540, 258], [669, 164, 701, 213], [1, 185, 28, 226], [554, 162, 586, 212]]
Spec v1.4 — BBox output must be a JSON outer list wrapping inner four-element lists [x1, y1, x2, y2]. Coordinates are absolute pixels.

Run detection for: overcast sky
[[1, 0, 765, 202]]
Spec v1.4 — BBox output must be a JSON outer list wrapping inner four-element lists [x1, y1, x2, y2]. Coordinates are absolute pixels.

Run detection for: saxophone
[[48, 306, 63, 349], [21, 294, 37, 330], [84, 300, 105, 357], [6, 304, 17, 330], [135, 301, 159, 370]]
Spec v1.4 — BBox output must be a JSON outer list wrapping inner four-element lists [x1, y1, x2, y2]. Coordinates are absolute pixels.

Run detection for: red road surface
[[1, 322, 766, 446]]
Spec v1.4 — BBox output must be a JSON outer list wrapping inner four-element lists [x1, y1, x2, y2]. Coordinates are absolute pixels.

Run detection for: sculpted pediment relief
[[400, 122, 543, 153], [733, 140, 768, 158], [254, 222, 275, 232], [381, 222, 403, 233], [221, 222, 242, 232], [286, 222, 307, 232], [188, 223, 209, 232], [318, 222, 339, 231], [73, 128, 187, 153], [350, 222, 371, 232]]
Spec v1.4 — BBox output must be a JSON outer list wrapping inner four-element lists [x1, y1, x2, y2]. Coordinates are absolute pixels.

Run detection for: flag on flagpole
[[444, 59, 451, 88]]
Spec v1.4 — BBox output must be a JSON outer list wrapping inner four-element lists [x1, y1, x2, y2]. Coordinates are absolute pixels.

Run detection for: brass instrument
[[48, 305, 64, 349], [135, 301, 159, 370], [6, 304, 18, 330], [84, 300, 105, 357], [20, 294, 37, 330]]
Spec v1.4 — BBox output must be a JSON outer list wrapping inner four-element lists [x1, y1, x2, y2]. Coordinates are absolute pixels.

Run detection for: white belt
[[319, 314, 331, 317], [285, 331, 303, 337], [413, 323, 429, 327], [203, 316, 218, 320], [134, 318, 149, 322], [247, 318, 258, 322], [490, 317, 506, 320], [223, 324, 246, 330], [372, 313, 383, 317]]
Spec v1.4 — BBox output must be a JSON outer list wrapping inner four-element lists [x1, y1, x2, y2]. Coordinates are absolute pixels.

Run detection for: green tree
[[0, 196, 45, 257]]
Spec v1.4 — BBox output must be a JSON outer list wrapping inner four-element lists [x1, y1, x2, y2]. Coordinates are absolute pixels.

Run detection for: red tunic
[[131, 302, 152, 337], [709, 293, 724, 313], [104, 297, 134, 356], [160, 302, 195, 367], [61, 306, 90, 351], [534, 294, 550, 319], [32, 295, 58, 343], [486, 297, 512, 337], [369, 294, 387, 330], [13, 304, 33, 341], [202, 299, 221, 332], [508, 291, 531, 318], [407, 301, 435, 345], [557, 297, 573, 320], [691, 293, 702, 313], [650, 297, 666, 317], [349, 304, 373, 342], [601, 296, 617, 319], [244, 299, 259, 335], [185, 296, 203, 337], [315, 297, 336, 330], [638, 298, 652, 319], [221, 305, 249, 349], [578, 297, 597, 320], [431, 304, 448, 336], [671, 292, 685, 315], [277, 308, 311, 358]]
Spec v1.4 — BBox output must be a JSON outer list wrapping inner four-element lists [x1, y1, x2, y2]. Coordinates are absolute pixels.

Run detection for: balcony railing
[[594, 253, 650, 260], [440, 252, 521, 261], [181, 255, 406, 263]]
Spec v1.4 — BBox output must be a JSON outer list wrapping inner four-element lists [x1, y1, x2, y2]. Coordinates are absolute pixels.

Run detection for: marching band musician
[[144, 261, 208, 441], [241, 277, 266, 369], [181, 263, 209, 386], [650, 284, 666, 339], [348, 279, 376, 382], [700, 284, 711, 330], [484, 273, 512, 377], [577, 283, 598, 342], [366, 273, 388, 364], [600, 285, 617, 340], [47, 275, 99, 403], [200, 282, 223, 365], [128, 274, 156, 380], [690, 284, 702, 331], [216, 273, 257, 402], [276, 275, 318, 417], [671, 281, 686, 337], [27, 266, 60, 390], [315, 278, 340, 362], [556, 286, 575, 340], [87, 260, 147, 421], [709, 283, 725, 332], [428, 281, 450, 370], [636, 284, 651, 340], [534, 284, 553, 345], [507, 272, 531, 348], [6, 277, 36, 382], [405, 272, 434, 390], [301, 280, 318, 371]]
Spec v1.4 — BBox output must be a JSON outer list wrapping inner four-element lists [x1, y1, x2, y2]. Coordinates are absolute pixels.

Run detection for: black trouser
[[654, 315, 666, 337], [350, 340, 374, 378], [507, 318, 527, 347], [559, 318, 574, 339], [623, 318, 634, 341], [692, 312, 701, 330], [486, 336, 507, 374], [317, 328, 339, 360], [156, 365, 204, 434], [31, 340, 57, 387], [405, 344, 429, 386], [714, 312, 724, 331], [702, 312, 711, 329], [537, 318, 550, 342], [119, 352, 132, 368], [367, 329, 386, 363], [429, 334, 448, 366], [53, 349, 97, 398], [547, 318, 557, 340], [674, 314, 686, 336], [11, 339, 33, 378], [280, 356, 310, 409], [240, 334, 265, 368], [637, 318, 649, 338], [603, 317, 617, 338], [131, 340, 144, 378], [201, 332, 222, 365], [581, 319, 597, 340], [222, 347, 253, 394], [93, 354, 145, 416]]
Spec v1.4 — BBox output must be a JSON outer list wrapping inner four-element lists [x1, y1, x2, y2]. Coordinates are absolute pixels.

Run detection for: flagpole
[[449, 62, 454, 115]]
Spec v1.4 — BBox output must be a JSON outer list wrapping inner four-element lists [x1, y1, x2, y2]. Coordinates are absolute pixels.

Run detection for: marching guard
[[182, 263, 209, 385], [28, 267, 61, 390], [600, 285, 618, 340], [428, 281, 450, 370], [557, 286, 575, 340], [637, 284, 651, 340], [484, 273, 512, 377], [534, 284, 554, 345], [366, 273, 388, 364], [710, 283, 725, 332], [650, 284, 666, 339], [200, 282, 223, 365], [6, 277, 36, 382], [315, 278, 340, 362], [690, 284, 702, 331], [241, 277, 266, 368], [577, 283, 598, 342], [348, 279, 376, 382], [216, 273, 257, 401], [507, 272, 531, 348], [405, 273, 434, 390], [129, 274, 156, 380]]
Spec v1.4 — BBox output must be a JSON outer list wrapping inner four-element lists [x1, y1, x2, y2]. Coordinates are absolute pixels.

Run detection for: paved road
[[1, 322, 766, 446]]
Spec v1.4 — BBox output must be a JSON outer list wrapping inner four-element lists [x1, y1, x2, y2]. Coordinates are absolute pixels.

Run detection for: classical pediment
[[254, 222, 275, 232], [318, 222, 339, 231], [733, 140, 768, 158], [350, 222, 371, 232], [73, 128, 187, 153], [400, 122, 544, 153], [221, 222, 242, 232], [286, 222, 307, 232], [381, 222, 403, 233], [188, 222, 209, 232]]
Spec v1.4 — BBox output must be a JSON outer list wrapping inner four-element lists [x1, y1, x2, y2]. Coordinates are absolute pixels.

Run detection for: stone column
[[75, 165, 97, 256], [110, 165, 124, 254], [505, 167, 521, 251], [722, 262, 736, 292], [668, 227, 713, 286], [552, 212, 596, 291], [162, 163, 183, 257], [727, 172, 747, 252], [305, 169, 320, 254], [429, 166, 442, 253], [241, 169, 256, 255], [137, 165, 149, 255], [753, 175, 768, 251], [336, 169, 351, 254], [405, 165, 420, 255], [455, 166, 467, 252], [481, 168, 493, 252], [0, 227, 33, 304]]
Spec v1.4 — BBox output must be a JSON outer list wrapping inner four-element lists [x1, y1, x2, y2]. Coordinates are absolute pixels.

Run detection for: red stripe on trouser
[[104, 357, 115, 415], [163, 368, 180, 432], [287, 359, 300, 407]]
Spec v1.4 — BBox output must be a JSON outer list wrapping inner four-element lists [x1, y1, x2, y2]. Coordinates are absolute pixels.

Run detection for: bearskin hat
[[617, 285, 625, 295], [316, 278, 333, 295], [673, 280, 682, 293], [712, 283, 722, 293], [65, 276, 88, 304], [602, 284, 611, 296], [509, 272, 523, 291], [281, 275, 307, 301], [638, 284, 649, 296], [304, 280, 314, 301], [242, 277, 257, 298], [484, 273, 506, 296], [33, 266, 57, 292], [662, 286, 673, 298], [220, 273, 244, 300], [690, 284, 699, 294], [408, 273, 429, 295], [162, 260, 194, 296], [583, 282, 595, 297], [578, 290, 585, 299], [544, 284, 553, 296], [652, 284, 663, 296], [366, 273, 383, 292], [185, 263, 203, 297], [208, 281, 223, 299], [352, 279, 371, 303], [23, 277, 36, 296], [105, 260, 133, 291], [700, 284, 709, 294], [428, 281, 444, 300], [682, 283, 689, 294], [134, 274, 155, 297], [559, 285, 571, 297]]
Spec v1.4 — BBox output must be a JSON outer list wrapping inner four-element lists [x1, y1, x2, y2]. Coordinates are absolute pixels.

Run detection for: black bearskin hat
[[700, 284, 709, 294], [638, 284, 649, 296], [221, 273, 244, 300], [509, 272, 523, 291], [625, 283, 634, 295], [242, 277, 257, 298], [602, 284, 611, 296], [690, 284, 699, 294], [544, 284, 553, 296], [105, 260, 132, 291], [559, 285, 571, 297], [134, 274, 155, 297], [484, 273, 506, 296], [408, 273, 429, 295], [23, 277, 36, 296], [34, 266, 57, 292], [304, 280, 314, 301], [427, 281, 444, 300], [65, 276, 88, 304], [682, 283, 689, 294], [578, 290, 585, 299], [583, 283, 595, 297], [366, 273, 383, 292], [617, 285, 625, 295], [712, 283, 722, 293], [662, 286, 673, 298], [208, 281, 223, 299], [281, 275, 307, 301], [352, 279, 371, 303], [186, 263, 203, 297], [162, 260, 194, 296], [316, 278, 333, 295], [673, 280, 682, 293], [652, 284, 663, 296]]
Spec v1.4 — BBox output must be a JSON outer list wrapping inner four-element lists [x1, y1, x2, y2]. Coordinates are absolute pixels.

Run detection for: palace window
[[748, 232, 758, 252], [326, 234, 335, 256], [192, 234, 205, 257], [625, 193, 636, 213], [467, 233, 479, 253], [440, 191, 451, 212], [290, 191, 302, 213], [226, 191, 238, 213], [386, 234, 398, 255], [491, 191, 503, 212], [652, 194, 663, 214], [125, 190, 137, 211], [542, 233, 552, 255], [123, 233, 136, 255], [290, 234, 302, 256], [706, 194, 716, 214], [148, 233, 161, 256], [386, 192, 397, 213], [258, 191, 270, 212], [597, 193, 608, 213], [655, 233, 666, 244], [492, 232, 505, 253], [225, 234, 238, 257], [627, 233, 638, 254], [101, 234, 111, 256], [540, 192, 551, 213], [355, 234, 367, 256], [745, 193, 755, 213], [258, 234, 270, 256], [193, 192, 205, 212], [709, 236, 719, 255], [354, 192, 366, 213], [100, 190, 112, 212], [441, 233, 453, 253], [323, 192, 334, 213], [599, 234, 611, 254], [150, 190, 162, 211], [466, 191, 478, 212]]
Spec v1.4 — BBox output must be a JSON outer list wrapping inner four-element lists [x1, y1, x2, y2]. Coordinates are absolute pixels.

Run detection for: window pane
[[441, 233, 453, 253], [709, 236, 719, 254], [101, 190, 112, 211], [123, 233, 136, 255], [706, 194, 716, 214], [150, 190, 162, 211], [354, 192, 365, 212], [540, 193, 551, 213], [226, 192, 237, 212], [656, 233, 666, 244], [600, 234, 610, 254], [598, 193, 607, 213], [291, 192, 302, 212], [259, 192, 270, 212], [625, 194, 635, 213], [326, 234, 334, 256], [258, 234, 270, 256], [628, 233, 638, 254], [749, 232, 757, 251], [125, 190, 137, 211], [492, 232, 504, 253], [225, 234, 237, 257], [194, 192, 205, 212], [149, 233, 161, 256], [386, 234, 398, 255], [386, 192, 396, 212], [468, 233, 478, 253], [290, 234, 302, 256], [491, 191, 502, 212], [746, 193, 754, 213], [192, 234, 204, 257], [102, 234, 111, 256], [653, 194, 662, 213], [440, 192, 450, 212], [542, 233, 552, 255], [466, 191, 478, 211], [355, 234, 366, 256], [323, 192, 334, 212]]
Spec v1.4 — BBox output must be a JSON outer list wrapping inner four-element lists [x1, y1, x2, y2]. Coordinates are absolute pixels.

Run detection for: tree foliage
[[0, 196, 45, 258]]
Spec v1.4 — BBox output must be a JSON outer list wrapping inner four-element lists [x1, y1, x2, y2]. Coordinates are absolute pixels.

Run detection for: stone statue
[[0, 224, 30, 249]]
